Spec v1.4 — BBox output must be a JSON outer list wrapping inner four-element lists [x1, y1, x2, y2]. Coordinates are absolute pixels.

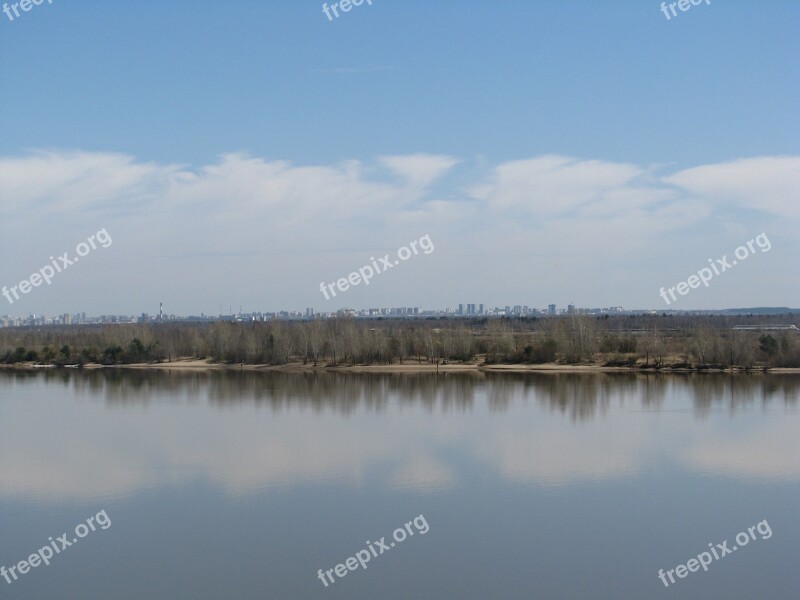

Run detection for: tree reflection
[[3, 369, 796, 419]]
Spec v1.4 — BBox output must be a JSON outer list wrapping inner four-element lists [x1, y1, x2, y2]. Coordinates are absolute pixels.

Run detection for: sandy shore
[[4, 358, 798, 374], [113, 359, 481, 373]]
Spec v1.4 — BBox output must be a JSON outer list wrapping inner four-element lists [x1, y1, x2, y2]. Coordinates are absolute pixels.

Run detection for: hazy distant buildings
[[0, 303, 637, 328], [456, 303, 484, 316]]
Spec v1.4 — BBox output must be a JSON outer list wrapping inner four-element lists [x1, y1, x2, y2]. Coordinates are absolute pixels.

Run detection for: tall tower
[[159, 302, 163, 321]]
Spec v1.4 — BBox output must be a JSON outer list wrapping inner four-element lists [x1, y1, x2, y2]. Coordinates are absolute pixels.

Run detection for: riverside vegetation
[[1, 314, 799, 370]]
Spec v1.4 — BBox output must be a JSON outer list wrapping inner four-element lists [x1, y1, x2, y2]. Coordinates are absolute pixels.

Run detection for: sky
[[0, 0, 798, 316]]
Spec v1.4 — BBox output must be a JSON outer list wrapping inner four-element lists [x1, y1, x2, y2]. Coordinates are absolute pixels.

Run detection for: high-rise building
[[548, 304, 556, 316], [567, 304, 576, 315]]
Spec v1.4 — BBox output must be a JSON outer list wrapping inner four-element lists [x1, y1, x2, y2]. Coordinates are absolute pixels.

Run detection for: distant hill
[[638, 307, 800, 316], [720, 307, 800, 315]]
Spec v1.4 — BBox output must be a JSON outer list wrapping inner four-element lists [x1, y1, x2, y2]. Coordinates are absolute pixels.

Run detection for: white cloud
[[378, 153, 459, 190], [664, 156, 800, 218], [0, 150, 796, 313], [0, 150, 177, 216], [470, 155, 643, 216]]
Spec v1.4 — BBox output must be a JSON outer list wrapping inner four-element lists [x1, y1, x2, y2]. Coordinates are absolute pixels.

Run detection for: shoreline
[[2, 359, 799, 375]]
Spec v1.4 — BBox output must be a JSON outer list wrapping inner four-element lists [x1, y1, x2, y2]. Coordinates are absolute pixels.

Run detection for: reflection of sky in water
[[0, 371, 798, 600], [1, 372, 798, 500]]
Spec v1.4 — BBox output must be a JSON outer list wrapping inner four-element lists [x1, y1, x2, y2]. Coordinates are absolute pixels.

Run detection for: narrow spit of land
[[95, 360, 800, 374], [2, 314, 799, 373], [4, 359, 800, 375]]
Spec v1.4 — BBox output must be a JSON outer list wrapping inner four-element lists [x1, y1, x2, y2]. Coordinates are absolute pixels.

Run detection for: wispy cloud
[[1, 151, 796, 313], [665, 156, 800, 219]]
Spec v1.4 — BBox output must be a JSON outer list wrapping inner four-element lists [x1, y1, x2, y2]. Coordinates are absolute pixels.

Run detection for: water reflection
[[5, 369, 799, 413], [0, 370, 797, 502]]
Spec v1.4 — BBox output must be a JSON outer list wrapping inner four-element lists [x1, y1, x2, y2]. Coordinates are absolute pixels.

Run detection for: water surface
[[1, 370, 798, 599]]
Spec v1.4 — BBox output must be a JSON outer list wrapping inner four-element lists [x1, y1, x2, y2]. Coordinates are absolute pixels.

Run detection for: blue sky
[[0, 0, 798, 315]]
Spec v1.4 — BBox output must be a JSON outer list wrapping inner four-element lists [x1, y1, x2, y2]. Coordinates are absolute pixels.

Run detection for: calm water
[[1, 370, 798, 599]]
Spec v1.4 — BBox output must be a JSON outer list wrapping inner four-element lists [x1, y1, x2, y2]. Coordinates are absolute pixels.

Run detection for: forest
[[1, 314, 799, 369]]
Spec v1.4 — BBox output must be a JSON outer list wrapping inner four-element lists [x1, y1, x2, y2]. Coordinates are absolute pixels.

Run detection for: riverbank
[[3, 358, 799, 374], [3, 316, 799, 371]]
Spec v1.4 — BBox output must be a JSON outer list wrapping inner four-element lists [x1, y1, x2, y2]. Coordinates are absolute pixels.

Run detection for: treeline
[[1, 314, 799, 368]]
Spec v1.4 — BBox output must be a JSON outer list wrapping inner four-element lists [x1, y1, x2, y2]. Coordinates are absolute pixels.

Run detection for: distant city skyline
[[0, 302, 622, 326], [4, 302, 799, 329]]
